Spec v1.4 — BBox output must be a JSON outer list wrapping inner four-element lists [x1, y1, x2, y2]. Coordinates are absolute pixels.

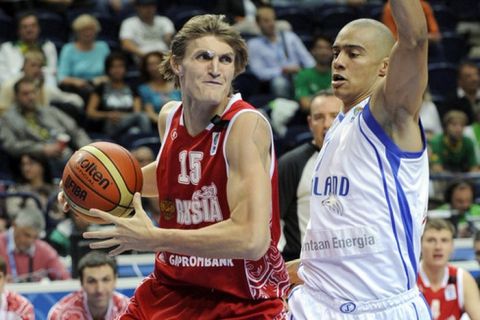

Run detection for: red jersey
[[0, 290, 34, 320], [417, 265, 464, 320], [155, 94, 289, 300], [48, 290, 129, 320]]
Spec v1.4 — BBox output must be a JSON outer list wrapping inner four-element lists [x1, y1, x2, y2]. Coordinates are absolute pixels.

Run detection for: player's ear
[[170, 56, 183, 76], [378, 57, 389, 77]]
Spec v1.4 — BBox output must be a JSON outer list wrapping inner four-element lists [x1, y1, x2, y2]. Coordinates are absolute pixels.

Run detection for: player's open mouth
[[332, 74, 346, 88]]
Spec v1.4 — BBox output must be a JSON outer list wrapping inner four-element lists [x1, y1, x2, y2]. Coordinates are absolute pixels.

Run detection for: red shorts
[[119, 275, 286, 320]]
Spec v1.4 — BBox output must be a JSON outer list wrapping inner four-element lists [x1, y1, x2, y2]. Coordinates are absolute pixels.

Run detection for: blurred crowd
[[0, 0, 478, 304]]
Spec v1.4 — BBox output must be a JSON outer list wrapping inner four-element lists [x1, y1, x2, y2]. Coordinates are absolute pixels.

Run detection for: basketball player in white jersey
[[287, 0, 431, 319]]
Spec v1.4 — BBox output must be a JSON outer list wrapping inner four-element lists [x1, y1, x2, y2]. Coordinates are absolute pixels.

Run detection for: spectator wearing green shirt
[[430, 110, 479, 173], [438, 180, 480, 238], [294, 35, 333, 112]]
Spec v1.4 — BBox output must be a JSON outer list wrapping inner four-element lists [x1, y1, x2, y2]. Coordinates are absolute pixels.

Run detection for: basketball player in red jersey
[[417, 218, 480, 320], [60, 14, 289, 319]]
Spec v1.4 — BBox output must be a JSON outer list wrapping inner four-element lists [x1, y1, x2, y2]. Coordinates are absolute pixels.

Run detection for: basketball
[[62, 141, 143, 223]]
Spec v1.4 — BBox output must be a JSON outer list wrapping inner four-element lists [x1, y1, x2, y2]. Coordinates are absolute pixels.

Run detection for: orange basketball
[[62, 141, 143, 223]]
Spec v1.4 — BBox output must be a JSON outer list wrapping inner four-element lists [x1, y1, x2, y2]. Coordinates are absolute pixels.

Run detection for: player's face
[[332, 27, 384, 108], [82, 265, 116, 312], [308, 95, 342, 148], [421, 229, 454, 268], [177, 36, 235, 107]]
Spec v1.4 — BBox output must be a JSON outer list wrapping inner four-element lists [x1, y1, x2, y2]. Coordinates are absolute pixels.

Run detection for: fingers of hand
[[89, 238, 120, 250]]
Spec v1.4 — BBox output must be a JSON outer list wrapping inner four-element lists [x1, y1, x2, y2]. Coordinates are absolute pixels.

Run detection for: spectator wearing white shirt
[[119, 0, 175, 61]]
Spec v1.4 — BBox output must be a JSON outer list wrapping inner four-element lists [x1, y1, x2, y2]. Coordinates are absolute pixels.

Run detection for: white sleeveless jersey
[[298, 98, 429, 302]]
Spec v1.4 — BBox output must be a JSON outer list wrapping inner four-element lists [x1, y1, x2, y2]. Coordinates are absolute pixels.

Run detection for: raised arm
[[378, 0, 428, 117], [372, 0, 428, 150], [85, 112, 273, 260]]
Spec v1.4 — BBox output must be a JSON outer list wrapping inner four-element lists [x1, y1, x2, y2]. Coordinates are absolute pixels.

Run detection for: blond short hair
[[72, 14, 100, 33]]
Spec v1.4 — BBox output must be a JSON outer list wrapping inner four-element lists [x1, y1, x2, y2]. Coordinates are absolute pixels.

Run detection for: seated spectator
[[131, 145, 160, 224], [420, 88, 443, 141], [0, 11, 57, 86], [0, 256, 34, 319], [5, 154, 61, 224], [438, 180, 480, 238], [278, 91, 342, 261], [48, 251, 129, 319], [86, 52, 151, 139], [138, 51, 181, 124], [57, 14, 110, 103], [441, 61, 480, 125], [430, 110, 479, 173], [119, 0, 175, 61], [382, 0, 440, 43], [247, 4, 315, 98], [294, 35, 333, 113], [0, 50, 83, 122], [0, 207, 70, 282], [0, 78, 91, 176], [47, 208, 90, 257], [417, 219, 480, 319], [465, 108, 480, 165]]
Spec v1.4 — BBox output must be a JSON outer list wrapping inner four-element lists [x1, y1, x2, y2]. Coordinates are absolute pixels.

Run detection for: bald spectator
[[0, 207, 70, 282]]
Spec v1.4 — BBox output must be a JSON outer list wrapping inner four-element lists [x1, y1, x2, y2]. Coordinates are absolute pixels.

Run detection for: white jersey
[[299, 98, 429, 302]]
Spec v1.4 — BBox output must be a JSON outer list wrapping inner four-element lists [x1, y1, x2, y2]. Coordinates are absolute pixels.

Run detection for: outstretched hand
[[83, 193, 158, 256]]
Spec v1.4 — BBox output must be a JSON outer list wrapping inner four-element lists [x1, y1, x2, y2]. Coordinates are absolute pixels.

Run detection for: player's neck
[[422, 262, 446, 289], [182, 97, 227, 136], [89, 305, 108, 320]]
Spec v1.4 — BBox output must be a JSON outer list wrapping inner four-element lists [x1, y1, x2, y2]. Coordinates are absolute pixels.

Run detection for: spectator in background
[[438, 180, 480, 238], [0, 256, 34, 319], [57, 14, 110, 103], [442, 61, 480, 125], [294, 35, 333, 113], [0, 207, 70, 282], [0, 11, 57, 86], [430, 110, 479, 173], [0, 50, 83, 122], [85, 52, 151, 139], [420, 88, 443, 141], [48, 251, 129, 319], [138, 51, 181, 124], [5, 154, 60, 223], [0, 78, 91, 175], [247, 4, 315, 98], [417, 218, 480, 319], [382, 0, 441, 43], [119, 0, 175, 61], [465, 108, 480, 164], [278, 90, 341, 261], [131, 145, 160, 225]]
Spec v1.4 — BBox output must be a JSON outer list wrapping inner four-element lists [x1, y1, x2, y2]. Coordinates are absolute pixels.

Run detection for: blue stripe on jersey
[[362, 105, 426, 158], [412, 302, 419, 319], [386, 151, 417, 285], [358, 115, 411, 290], [420, 292, 433, 319]]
